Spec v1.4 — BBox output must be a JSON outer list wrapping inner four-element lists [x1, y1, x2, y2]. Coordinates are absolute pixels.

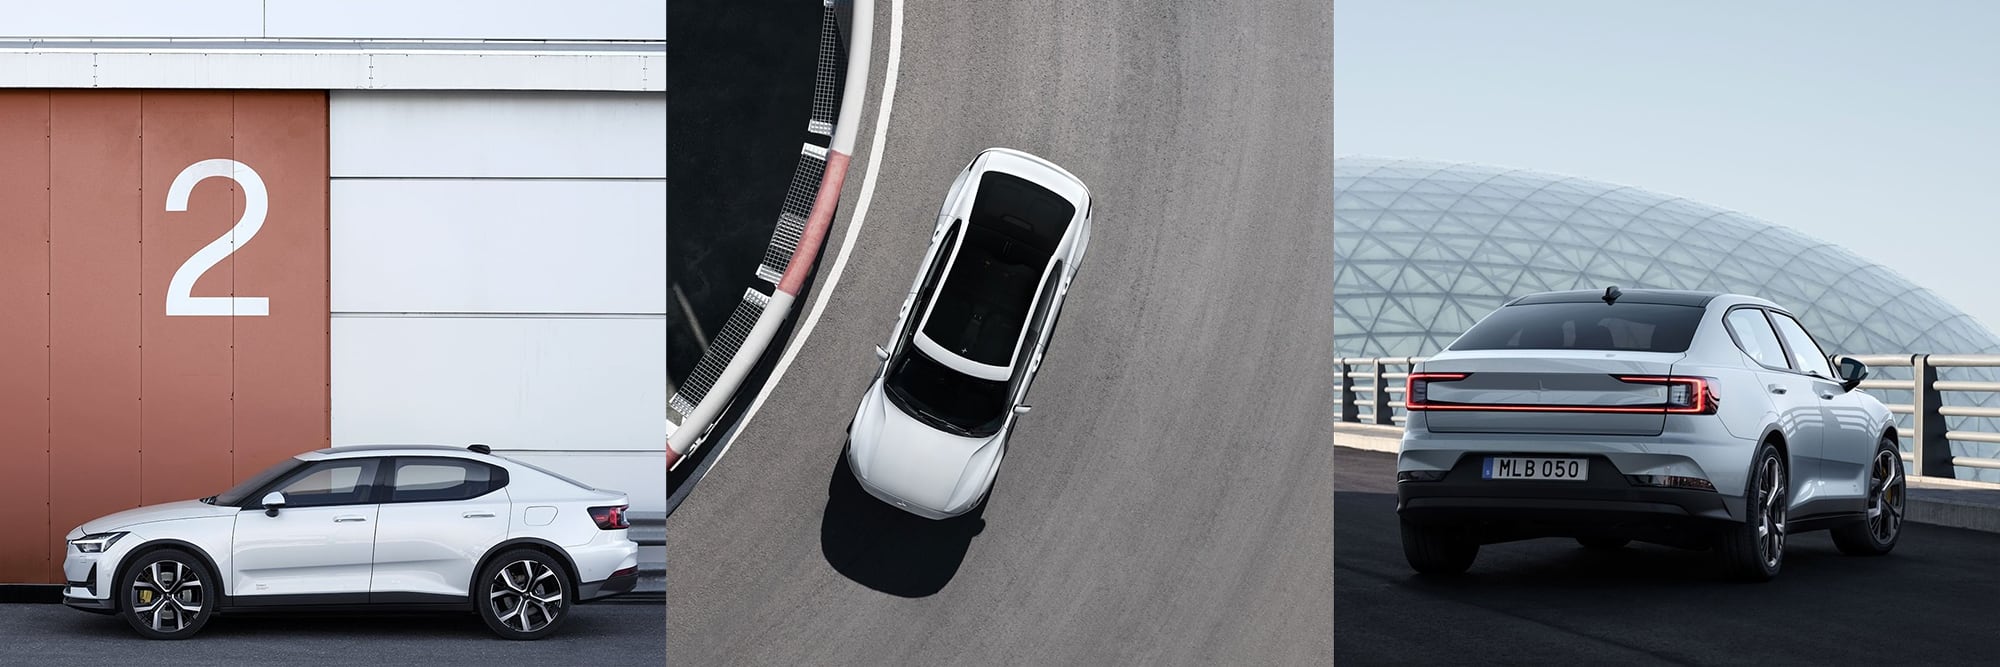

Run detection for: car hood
[[76, 500, 237, 535], [850, 384, 1001, 511]]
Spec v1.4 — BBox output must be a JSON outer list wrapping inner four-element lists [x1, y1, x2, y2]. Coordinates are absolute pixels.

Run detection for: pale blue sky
[[1335, 1, 2000, 336]]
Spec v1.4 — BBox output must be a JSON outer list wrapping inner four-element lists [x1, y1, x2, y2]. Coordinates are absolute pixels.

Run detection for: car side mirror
[[875, 345, 889, 361], [261, 491, 286, 517], [1013, 405, 1032, 415], [1836, 356, 1868, 392]]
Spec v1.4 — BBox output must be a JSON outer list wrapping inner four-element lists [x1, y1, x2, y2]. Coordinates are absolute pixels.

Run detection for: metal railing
[[1335, 353, 2000, 480]]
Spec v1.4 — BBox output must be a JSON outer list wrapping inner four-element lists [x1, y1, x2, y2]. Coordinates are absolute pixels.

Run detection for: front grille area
[[67, 563, 96, 592]]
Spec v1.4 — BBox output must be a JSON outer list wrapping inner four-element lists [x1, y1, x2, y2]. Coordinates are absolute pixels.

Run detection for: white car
[[62, 444, 640, 640], [845, 147, 1092, 519], [1397, 288, 1903, 580]]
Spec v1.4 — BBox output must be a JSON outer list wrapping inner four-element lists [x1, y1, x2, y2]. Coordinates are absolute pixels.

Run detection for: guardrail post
[[1913, 353, 1955, 479], [1338, 361, 1358, 423], [1371, 361, 1392, 425]]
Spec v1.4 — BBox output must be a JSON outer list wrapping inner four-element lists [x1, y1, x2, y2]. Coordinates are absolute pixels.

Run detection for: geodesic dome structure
[[1334, 156, 2000, 480]]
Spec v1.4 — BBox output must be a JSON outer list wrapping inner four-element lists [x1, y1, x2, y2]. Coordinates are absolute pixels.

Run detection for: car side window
[[388, 458, 505, 503], [272, 459, 380, 508], [1770, 313, 1836, 379], [1725, 308, 1789, 370]]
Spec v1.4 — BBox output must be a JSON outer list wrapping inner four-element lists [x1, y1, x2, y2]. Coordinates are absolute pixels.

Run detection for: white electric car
[[62, 444, 639, 640], [845, 147, 1092, 519], [1397, 288, 1904, 581]]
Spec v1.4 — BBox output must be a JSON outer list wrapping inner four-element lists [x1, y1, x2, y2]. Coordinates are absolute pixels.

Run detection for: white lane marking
[[704, 0, 905, 473]]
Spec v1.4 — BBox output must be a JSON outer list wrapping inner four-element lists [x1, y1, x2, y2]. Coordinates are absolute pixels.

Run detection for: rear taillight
[[1614, 375, 1718, 414], [589, 505, 629, 530], [1405, 372, 1470, 410]]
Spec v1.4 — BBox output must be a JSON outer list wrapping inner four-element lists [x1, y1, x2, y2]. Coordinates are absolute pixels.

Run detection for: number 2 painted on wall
[[164, 158, 269, 317]]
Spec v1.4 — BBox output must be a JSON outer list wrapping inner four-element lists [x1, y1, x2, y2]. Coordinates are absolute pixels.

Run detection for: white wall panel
[[494, 451, 667, 512], [0, 53, 96, 86], [266, 0, 665, 41], [92, 51, 370, 88], [330, 91, 665, 177], [0, 1, 264, 38], [331, 317, 665, 452], [331, 179, 666, 314], [364, 53, 658, 91]]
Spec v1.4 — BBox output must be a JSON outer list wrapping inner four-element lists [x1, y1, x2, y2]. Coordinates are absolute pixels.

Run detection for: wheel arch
[[119, 538, 229, 603], [470, 537, 582, 597]]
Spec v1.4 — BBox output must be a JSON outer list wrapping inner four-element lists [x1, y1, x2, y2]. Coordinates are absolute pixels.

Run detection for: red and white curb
[[668, 0, 873, 471]]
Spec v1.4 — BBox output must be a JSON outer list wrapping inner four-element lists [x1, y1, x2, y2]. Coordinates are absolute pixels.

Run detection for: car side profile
[[1396, 287, 1905, 580], [845, 147, 1092, 519], [62, 444, 639, 640]]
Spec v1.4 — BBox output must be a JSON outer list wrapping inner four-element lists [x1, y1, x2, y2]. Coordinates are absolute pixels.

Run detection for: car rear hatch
[[1413, 350, 1690, 436]]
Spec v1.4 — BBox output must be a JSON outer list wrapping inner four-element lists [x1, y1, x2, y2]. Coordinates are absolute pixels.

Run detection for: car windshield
[[209, 457, 306, 505], [885, 347, 1010, 436], [1450, 302, 1704, 353]]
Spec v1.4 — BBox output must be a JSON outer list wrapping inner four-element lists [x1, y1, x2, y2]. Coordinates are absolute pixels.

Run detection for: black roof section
[[311, 444, 491, 455], [1506, 288, 1721, 308]]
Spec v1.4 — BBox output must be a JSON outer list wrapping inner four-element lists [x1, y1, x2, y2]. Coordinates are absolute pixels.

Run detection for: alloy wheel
[[1867, 448, 1905, 543], [131, 560, 205, 633], [488, 559, 565, 633], [1756, 454, 1787, 569]]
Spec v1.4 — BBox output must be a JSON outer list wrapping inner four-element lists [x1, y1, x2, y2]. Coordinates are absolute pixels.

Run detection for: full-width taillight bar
[[1403, 372, 1717, 414]]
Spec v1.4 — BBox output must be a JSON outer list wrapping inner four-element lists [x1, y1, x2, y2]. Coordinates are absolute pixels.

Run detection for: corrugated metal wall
[[0, 90, 330, 583]]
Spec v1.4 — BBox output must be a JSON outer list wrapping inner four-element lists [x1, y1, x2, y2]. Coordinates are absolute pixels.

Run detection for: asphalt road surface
[[668, 1, 1335, 664], [1336, 446, 2000, 665], [0, 600, 663, 665]]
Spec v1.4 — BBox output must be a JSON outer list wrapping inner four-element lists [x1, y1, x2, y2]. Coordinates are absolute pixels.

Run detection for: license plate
[[1482, 456, 1587, 481]]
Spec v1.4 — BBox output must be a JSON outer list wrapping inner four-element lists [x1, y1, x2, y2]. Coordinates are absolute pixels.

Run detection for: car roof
[[1507, 288, 1725, 308], [299, 444, 493, 461]]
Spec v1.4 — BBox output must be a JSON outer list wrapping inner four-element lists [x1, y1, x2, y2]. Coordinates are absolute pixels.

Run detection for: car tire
[[477, 549, 573, 640], [1831, 436, 1905, 557], [1575, 537, 1630, 550], [118, 548, 217, 640], [1717, 442, 1788, 582], [1400, 518, 1477, 575]]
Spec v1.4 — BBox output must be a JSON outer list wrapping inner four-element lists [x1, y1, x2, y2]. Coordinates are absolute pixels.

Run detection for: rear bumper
[[576, 567, 639, 602], [1398, 454, 1735, 543]]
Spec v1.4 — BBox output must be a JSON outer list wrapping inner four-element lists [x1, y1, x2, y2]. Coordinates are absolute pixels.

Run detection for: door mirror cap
[[1836, 356, 1869, 391], [1013, 405, 1032, 415], [874, 345, 889, 361], [261, 491, 286, 517]]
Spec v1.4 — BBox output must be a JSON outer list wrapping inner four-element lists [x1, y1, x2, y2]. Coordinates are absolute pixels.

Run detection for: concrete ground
[[1334, 442, 2000, 664], [0, 598, 663, 666]]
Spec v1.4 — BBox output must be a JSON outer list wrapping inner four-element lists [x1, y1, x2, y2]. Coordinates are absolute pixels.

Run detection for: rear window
[[1449, 302, 1704, 353]]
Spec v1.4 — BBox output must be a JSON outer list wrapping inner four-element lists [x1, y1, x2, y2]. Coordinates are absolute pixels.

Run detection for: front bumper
[[60, 560, 116, 614], [1398, 454, 1735, 544]]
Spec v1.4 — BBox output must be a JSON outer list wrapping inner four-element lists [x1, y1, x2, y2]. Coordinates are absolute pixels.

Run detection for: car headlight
[[69, 532, 128, 554]]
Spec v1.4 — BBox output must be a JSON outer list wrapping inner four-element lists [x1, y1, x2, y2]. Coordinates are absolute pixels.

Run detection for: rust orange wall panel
[[47, 91, 146, 575], [2, 90, 329, 583], [140, 92, 238, 506], [0, 92, 52, 582], [230, 91, 331, 480]]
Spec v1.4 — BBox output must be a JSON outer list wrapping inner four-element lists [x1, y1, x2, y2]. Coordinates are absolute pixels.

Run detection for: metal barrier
[[1335, 353, 2000, 480]]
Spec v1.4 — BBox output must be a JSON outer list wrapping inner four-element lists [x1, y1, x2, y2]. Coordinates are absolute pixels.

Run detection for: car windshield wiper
[[911, 406, 973, 436], [199, 495, 217, 505]]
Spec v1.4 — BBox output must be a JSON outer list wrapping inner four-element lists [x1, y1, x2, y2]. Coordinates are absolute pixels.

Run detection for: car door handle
[[1820, 392, 1836, 400], [463, 512, 496, 519], [1768, 385, 1787, 395], [333, 515, 368, 523]]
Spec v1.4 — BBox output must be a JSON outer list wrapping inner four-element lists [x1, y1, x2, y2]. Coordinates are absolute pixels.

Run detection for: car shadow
[[819, 446, 986, 598]]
